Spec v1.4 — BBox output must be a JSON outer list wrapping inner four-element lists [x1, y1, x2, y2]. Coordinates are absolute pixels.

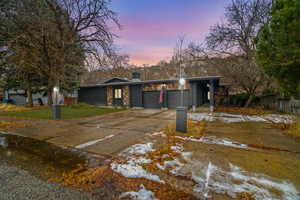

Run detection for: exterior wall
[[106, 85, 129, 106], [107, 86, 113, 106], [123, 85, 129, 106], [143, 82, 191, 91]]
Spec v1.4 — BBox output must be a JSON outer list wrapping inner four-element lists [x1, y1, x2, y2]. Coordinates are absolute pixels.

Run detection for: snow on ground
[[153, 142, 299, 200], [111, 142, 164, 183], [175, 135, 249, 149], [151, 132, 166, 137], [120, 185, 158, 200], [121, 143, 154, 155], [192, 162, 299, 200], [75, 135, 114, 149], [189, 112, 296, 124]]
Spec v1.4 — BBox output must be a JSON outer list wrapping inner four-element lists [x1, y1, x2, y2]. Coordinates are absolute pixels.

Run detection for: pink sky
[[111, 0, 229, 65]]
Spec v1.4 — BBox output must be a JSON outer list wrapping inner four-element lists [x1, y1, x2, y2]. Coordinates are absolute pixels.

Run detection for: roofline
[[80, 76, 221, 88], [102, 77, 130, 83]]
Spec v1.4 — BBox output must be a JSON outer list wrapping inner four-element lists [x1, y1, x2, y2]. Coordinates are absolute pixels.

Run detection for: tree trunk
[[27, 88, 33, 107], [245, 94, 254, 107], [48, 88, 53, 106]]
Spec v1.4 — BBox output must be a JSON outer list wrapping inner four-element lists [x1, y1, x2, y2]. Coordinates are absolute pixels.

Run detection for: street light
[[52, 86, 61, 119]]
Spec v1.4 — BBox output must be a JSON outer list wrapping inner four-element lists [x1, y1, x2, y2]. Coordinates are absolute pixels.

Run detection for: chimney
[[132, 72, 141, 81]]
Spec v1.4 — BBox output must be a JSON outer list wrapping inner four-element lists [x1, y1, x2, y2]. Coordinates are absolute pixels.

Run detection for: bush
[[229, 93, 259, 107]]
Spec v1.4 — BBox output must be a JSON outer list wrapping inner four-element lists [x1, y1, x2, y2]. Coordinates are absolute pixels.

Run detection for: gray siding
[[143, 91, 161, 109], [78, 87, 107, 105], [130, 85, 143, 107], [167, 90, 190, 109]]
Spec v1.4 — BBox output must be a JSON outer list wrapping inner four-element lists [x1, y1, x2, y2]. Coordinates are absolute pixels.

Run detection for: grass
[[283, 120, 300, 141], [0, 103, 126, 120]]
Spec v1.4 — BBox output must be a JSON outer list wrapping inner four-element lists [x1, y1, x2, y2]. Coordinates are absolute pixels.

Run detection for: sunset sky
[[111, 0, 231, 66]]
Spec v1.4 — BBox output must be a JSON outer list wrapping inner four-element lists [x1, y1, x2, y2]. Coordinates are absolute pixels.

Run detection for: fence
[[259, 95, 300, 114]]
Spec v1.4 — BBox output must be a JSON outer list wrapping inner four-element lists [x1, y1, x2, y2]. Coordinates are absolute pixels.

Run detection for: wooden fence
[[259, 95, 300, 114]]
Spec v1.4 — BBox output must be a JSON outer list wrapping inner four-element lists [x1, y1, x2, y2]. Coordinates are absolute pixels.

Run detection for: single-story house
[[78, 72, 220, 109], [3, 89, 49, 105]]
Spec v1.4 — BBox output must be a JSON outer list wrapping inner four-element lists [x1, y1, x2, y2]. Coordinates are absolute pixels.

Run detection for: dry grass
[[283, 120, 300, 141], [0, 120, 31, 130], [143, 120, 206, 173], [163, 119, 206, 139], [0, 103, 38, 112], [51, 163, 198, 200], [237, 192, 256, 200], [215, 106, 270, 115]]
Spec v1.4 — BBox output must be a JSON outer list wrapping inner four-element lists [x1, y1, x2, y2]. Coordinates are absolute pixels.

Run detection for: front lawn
[[0, 104, 126, 120]]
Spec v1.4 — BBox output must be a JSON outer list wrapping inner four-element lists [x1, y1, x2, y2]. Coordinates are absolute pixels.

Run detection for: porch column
[[191, 82, 197, 111], [162, 87, 168, 109], [209, 80, 215, 112]]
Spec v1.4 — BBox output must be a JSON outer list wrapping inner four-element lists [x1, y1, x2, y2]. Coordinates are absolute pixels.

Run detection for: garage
[[143, 91, 161, 109], [78, 86, 107, 105], [167, 90, 190, 109]]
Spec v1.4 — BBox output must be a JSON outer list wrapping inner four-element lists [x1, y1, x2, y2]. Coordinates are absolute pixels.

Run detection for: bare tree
[[1, 0, 119, 105], [171, 36, 188, 79], [189, 0, 273, 106]]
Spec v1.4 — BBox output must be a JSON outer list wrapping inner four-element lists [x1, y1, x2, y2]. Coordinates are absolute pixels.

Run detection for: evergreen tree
[[256, 0, 300, 97]]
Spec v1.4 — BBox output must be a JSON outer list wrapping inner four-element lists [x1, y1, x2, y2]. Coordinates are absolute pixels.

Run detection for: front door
[[113, 86, 123, 106]]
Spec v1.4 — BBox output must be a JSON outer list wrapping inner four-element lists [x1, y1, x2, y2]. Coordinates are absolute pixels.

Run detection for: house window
[[114, 89, 122, 99]]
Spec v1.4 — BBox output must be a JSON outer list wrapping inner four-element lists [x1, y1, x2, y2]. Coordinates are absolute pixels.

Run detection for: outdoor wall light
[[179, 78, 185, 86], [53, 86, 59, 93]]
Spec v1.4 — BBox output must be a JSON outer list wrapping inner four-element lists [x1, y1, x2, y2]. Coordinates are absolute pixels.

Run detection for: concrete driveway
[[4, 109, 175, 155]]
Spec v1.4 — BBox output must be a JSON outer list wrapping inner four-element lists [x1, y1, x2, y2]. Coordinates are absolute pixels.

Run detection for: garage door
[[167, 90, 190, 109], [143, 91, 161, 109], [78, 87, 107, 105]]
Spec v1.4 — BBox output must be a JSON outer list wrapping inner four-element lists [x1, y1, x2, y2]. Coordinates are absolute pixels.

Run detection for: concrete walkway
[[3, 109, 175, 155]]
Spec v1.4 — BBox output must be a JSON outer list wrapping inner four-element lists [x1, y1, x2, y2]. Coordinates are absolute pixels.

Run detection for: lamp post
[[52, 86, 61, 120], [176, 76, 187, 133]]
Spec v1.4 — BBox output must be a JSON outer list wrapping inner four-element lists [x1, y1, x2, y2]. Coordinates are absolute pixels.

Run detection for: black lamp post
[[52, 86, 61, 120], [176, 76, 187, 133]]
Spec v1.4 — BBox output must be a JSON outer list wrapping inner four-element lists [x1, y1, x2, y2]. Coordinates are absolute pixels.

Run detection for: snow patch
[[111, 142, 164, 183], [75, 135, 114, 149], [151, 132, 165, 137], [111, 162, 163, 183], [175, 135, 248, 149], [189, 112, 295, 124], [122, 143, 154, 155], [120, 184, 158, 200], [192, 162, 299, 200]]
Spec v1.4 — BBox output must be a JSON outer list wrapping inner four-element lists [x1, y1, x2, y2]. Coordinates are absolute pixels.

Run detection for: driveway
[[2, 109, 175, 155]]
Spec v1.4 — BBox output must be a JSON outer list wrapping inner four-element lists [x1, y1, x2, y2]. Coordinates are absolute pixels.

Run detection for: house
[[3, 89, 76, 106], [78, 72, 220, 109], [3, 89, 49, 105]]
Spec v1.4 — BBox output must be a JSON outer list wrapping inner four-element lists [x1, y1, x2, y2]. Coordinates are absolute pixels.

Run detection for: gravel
[[0, 163, 94, 200]]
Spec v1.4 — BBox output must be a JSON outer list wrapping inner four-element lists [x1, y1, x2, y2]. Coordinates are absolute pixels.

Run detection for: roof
[[103, 77, 130, 84], [80, 76, 221, 88]]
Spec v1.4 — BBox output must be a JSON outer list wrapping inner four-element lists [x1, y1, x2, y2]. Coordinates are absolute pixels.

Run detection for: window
[[114, 89, 122, 99]]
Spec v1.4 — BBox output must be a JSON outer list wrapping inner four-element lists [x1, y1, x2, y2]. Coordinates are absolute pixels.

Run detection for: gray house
[[78, 72, 220, 109], [4, 89, 48, 105]]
